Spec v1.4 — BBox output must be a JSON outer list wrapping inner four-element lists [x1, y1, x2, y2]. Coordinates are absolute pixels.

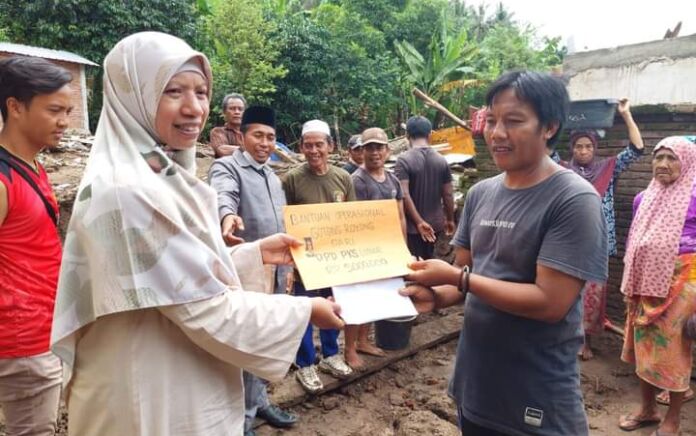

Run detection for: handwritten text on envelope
[[283, 200, 412, 290]]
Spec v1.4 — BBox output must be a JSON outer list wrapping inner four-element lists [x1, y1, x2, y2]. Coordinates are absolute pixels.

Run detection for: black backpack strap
[[0, 147, 58, 227]]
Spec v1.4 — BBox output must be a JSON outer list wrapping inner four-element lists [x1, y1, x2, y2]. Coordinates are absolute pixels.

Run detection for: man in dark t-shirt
[[345, 127, 406, 370], [394, 116, 454, 259], [401, 71, 608, 436], [342, 134, 364, 174]]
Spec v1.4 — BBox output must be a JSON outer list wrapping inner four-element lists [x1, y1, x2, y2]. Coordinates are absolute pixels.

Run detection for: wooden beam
[[412, 88, 471, 131]]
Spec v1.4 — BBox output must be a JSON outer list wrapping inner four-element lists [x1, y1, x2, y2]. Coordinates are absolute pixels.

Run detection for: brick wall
[[0, 53, 87, 131], [472, 110, 696, 322]]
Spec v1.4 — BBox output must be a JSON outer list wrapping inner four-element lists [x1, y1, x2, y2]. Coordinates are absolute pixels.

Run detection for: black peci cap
[[241, 106, 276, 129]]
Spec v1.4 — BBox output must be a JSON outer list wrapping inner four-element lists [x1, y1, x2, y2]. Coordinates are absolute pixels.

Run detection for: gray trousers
[[243, 371, 270, 432], [0, 352, 62, 436], [243, 266, 289, 432]]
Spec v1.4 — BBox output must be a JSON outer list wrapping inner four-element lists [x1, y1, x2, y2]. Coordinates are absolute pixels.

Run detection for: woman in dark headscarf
[[566, 98, 645, 360], [568, 129, 617, 194]]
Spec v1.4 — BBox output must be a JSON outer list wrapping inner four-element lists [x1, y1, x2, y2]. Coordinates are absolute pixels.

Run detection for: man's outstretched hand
[[406, 259, 458, 288], [417, 221, 436, 242], [399, 284, 436, 314], [221, 214, 245, 246]]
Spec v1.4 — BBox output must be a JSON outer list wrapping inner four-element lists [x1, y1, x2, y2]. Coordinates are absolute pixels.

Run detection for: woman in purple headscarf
[[567, 98, 645, 360]]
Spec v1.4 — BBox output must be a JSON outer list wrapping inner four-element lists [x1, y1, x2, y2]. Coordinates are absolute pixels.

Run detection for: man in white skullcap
[[283, 120, 355, 393]]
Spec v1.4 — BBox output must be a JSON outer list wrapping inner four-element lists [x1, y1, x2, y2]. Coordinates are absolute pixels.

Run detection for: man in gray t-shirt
[[401, 71, 608, 436], [345, 127, 407, 370], [449, 171, 606, 435]]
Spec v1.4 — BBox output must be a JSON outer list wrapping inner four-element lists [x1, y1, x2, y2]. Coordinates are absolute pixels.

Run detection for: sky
[[469, 0, 696, 52]]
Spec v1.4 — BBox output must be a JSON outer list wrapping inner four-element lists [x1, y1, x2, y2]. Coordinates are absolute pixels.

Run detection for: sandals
[[656, 388, 694, 405], [619, 413, 661, 431]]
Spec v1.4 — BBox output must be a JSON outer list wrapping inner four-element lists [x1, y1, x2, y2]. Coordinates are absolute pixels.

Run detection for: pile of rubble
[[39, 130, 93, 204], [41, 129, 477, 235]]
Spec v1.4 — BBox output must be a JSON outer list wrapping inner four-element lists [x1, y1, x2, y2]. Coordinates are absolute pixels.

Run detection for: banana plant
[[394, 12, 478, 103]]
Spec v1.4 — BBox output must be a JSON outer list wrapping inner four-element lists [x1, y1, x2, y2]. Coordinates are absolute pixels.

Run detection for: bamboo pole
[[412, 88, 471, 131]]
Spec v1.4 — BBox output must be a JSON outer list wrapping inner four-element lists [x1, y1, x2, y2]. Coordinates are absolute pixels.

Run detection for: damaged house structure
[[564, 33, 696, 321]]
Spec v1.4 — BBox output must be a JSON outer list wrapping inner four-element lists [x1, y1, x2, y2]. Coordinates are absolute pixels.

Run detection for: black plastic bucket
[[566, 99, 618, 129], [375, 315, 417, 350]]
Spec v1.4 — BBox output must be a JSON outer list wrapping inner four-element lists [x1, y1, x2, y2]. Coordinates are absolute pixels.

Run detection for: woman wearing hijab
[[618, 136, 696, 436], [50, 32, 343, 436], [567, 99, 645, 360]]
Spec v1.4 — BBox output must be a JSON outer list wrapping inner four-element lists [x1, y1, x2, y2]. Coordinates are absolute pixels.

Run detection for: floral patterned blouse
[[551, 143, 643, 256], [604, 143, 643, 256]]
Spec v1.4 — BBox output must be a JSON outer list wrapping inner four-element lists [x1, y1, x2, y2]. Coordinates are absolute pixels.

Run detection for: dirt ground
[[253, 332, 696, 436], [2, 322, 696, 435], [581, 332, 696, 436]]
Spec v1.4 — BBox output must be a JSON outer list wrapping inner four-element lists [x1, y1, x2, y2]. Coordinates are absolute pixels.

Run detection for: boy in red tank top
[[0, 55, 73, 435]]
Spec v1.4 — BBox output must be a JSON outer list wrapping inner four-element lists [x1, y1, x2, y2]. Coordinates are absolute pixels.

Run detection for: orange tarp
[[430, 126, 475, 155]]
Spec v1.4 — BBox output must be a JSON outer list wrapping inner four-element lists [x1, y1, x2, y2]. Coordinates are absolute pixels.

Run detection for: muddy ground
[[252, 330, 696, 436], [6, 325, 694, 435]]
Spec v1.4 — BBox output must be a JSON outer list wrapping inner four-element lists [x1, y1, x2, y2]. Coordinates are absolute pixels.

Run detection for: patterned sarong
[[583, 281, 607, 335], [621, 253, 696, 391]]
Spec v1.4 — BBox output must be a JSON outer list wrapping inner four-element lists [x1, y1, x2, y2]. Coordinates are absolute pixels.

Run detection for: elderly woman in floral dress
[[618, 136, 696, 436]]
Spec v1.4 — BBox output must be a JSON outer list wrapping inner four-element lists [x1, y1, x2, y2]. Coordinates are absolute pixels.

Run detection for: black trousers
[[407, 233, 435, 260]]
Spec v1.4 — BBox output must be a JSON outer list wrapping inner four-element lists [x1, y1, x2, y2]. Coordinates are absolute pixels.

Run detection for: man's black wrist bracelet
[[458, 266, 470, 295]]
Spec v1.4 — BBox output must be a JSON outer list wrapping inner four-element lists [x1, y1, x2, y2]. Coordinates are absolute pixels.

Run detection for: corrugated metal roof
[[0, 42, 99, 66]]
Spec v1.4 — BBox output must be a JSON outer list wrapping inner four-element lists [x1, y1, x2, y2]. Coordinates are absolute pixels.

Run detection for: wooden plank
[[272, 147, 299, 164], [268, 310, 464, 408]]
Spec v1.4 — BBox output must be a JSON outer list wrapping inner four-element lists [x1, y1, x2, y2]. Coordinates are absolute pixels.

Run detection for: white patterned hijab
[[51, 32, 240, 380]]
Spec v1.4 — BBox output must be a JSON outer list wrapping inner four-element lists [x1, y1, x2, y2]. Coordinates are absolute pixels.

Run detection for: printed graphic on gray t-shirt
[[450, 170, 607, 436], [352, 167, 403, 201]]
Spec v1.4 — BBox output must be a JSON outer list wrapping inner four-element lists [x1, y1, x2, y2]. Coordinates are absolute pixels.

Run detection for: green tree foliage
[[0, 0, 567, 136], [476, 24, 563, 79], [0, 0, 202, 129], [448, 1, 516, 43], [418, 2, 566, 115], [459, 22, 566, 107], [203, 0, 286, 122], [0, 0, 199, 62], [270, 7, 398, 145], [313, 2, 385, 54], [339, 0, 407, 32], [262, 0, 306, 17], [386, 0, 449, 54], [395, 14, 477, 105]]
